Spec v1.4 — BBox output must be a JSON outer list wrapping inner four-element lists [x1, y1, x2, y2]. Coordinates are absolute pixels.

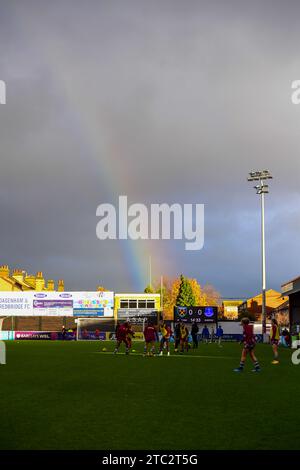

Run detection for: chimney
[[47, 279, 55, 291], [12, 269, 24, 283], [35, 272, 45, 291], [57, 279, 64, 292], [0, 265, 10, 277], [25, 275, 36, 289]]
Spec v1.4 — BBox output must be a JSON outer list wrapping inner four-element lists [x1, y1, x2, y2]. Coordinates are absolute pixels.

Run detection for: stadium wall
[[1, 316, 76, 331]]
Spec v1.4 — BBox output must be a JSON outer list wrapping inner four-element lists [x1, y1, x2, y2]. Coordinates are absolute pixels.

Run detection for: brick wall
[[1, 316, 76, 331]]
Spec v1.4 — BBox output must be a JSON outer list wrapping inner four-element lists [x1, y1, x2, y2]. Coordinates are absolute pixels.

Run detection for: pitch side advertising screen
[[0, 291, 114, 317], [174, 306, 218, 323]]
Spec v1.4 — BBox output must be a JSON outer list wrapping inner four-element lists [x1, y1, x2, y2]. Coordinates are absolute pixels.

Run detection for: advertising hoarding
[[0, 291, 114, 317], [15, 331, 54, 340]]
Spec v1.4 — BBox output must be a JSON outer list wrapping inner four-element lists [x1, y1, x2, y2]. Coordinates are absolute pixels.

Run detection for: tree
[[238, 310, 256, 322], [97, 286, 107, 292], [143, 275, 220, 320], [163, 276, 180, 320], [189, 278, 208, 305], [144, 284, 154, 293], [202, 284, 221, 306], [176, 274, 196, 307]]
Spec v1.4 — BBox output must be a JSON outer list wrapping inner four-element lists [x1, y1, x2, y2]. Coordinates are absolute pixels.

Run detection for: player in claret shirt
[[270, 318, 280, 365], [125, 322, 135, 352], [114, 322, 126, 354], [233, 317, 261, 373], [143, 320, 158, 356], [114, 322, 134, 355]]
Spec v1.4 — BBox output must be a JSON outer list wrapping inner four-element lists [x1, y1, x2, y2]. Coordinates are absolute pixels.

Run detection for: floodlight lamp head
[[248, 176, 260, 182], [248, 169, 273, 182], [261, 170, 272, 179]]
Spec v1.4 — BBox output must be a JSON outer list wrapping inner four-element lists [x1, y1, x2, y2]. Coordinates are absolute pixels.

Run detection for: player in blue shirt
[[202, 325, 210, 344], [215, 325, 224, 347]]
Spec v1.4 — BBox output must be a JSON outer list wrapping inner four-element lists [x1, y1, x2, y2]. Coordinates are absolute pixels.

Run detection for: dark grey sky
[[0, 0, 299, 297]]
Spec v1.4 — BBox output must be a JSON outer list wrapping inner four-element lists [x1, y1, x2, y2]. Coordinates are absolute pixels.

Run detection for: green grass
[[0, 340, 299, 450]]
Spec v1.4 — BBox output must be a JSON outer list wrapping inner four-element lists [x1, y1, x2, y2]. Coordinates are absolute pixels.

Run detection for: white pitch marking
[[93, 352, 232, 359]]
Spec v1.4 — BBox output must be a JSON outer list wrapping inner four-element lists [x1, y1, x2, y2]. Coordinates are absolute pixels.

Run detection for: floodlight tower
[[247, 170, 273, 336]]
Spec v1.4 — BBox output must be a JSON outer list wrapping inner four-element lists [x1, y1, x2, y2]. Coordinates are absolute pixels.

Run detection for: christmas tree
[[176, 274, 196, 306]]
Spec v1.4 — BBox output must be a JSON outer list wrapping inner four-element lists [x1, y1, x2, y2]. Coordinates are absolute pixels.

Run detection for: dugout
[[114, 293, 161, 332], [116, 309, 160, 332], [282, 276, 300, 331]]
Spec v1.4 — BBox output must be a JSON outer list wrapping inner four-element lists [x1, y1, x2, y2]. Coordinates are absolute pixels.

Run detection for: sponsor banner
[[222, 334, 243, 341], [0, 293, 32, 315], [73, 292, 113, 317], [59, 331, 76, 340], [33, 299, 73, 316], [4, 331, 264, 343], [78, 331, 106, 340], [14, 331, 77, 340], [15, 331, 53, 340], [73, 308, 104, 317], [14, 331, 76, 340], [174, 306, 218, 323], [78, 331, 145, 341], [0, 291, 114, 317], [221, 334, 263, 342]]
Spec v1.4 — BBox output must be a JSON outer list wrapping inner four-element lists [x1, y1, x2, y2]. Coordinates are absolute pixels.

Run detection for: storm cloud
[[0, 0, 299, 296]]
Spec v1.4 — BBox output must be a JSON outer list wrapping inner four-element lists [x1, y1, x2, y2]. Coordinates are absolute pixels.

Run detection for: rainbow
[[14, 10, 174, 290]]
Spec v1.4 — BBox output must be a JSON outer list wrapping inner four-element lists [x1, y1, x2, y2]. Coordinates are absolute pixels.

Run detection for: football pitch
[[0, 340, 299, 450]]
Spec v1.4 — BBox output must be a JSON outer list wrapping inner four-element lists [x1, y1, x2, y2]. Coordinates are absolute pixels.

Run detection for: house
[[238, 289, 288, 320], [0, 265, 64, 292], [281, 276, 300, 328]]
